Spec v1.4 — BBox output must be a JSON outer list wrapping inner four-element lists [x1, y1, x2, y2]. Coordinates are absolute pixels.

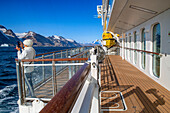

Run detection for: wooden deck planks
[[100, 55, 170, 113], [113, 55, 169, 113], [103, 56, 141, 113], [34, 68, 69, 98]]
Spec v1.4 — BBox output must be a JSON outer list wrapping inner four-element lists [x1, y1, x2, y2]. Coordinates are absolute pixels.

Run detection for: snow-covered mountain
[[16, 31, 81, 47], [18, 31, 54, 46], [0, 25, 81, 47], [0, 25, 7, 33], [15, 32, 27, 38], [80, 40, 101, 46], [0, 25, 20, 46], [47, 35, 80, 47]]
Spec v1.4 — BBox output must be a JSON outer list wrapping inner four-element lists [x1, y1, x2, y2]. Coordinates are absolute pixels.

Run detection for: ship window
[[126, 37, 128, 59], [141, 29, 146, 69], [129, 34, 132, 61], [153, 23, 160, 77], [134, 31, 137, 64]]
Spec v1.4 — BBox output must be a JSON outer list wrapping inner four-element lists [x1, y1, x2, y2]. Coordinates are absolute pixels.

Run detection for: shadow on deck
[[100, 55, 169, 113]]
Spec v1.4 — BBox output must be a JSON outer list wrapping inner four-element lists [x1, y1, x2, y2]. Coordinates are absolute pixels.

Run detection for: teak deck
[[34, 69, 69, 98], [100, 55, 170, 113]]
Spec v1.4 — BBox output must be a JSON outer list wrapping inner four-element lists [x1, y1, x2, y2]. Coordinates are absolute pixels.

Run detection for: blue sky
[[0, 0, 103, 43]]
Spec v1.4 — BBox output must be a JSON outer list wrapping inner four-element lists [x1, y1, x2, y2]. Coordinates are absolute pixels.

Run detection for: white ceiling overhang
[[107, 0, 170, 34]]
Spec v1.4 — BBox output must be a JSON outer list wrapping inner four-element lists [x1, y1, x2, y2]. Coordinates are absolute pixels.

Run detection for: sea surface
[[0, 47, 71, 113]]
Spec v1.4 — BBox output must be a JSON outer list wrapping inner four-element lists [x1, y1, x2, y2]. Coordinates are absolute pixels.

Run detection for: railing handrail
[[71, 51, 84, 57], [15, 47, 91, 62], [23, 63, 85, 67], [119, 46, 160, 55], [36, 46, 93, 57], [71, 49, 89, 58], [36, 47, 76, 57], [40, 63, 91, 113], [15, 58, 88, 62], [36, 49, 66, 57]]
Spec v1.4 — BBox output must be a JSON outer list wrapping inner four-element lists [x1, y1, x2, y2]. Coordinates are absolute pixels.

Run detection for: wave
[[10, 108, 19, 113], [0, 96, 19, 113], [0, 96, 14, 104], [0, 72, 16, 77], [0, 81, 8, 86], [0, 84, 17, 99]]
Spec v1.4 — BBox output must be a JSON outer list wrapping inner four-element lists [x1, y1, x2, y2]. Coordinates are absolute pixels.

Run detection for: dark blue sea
[[0, 47, 72, 113]]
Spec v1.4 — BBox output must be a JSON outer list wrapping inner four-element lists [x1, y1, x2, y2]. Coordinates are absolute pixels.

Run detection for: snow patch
[[0, 28, 7, 33], [66, 39, 74, 42], [29, 31, 34, 36], [53, 35, 60, 40], [15, 32, 27, 38], [5, 34, 15, 37], [0, 30, 10, 40]]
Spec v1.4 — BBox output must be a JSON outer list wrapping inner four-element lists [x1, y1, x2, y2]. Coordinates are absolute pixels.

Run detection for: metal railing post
[[61, 51, 63, 58], [21, 62, 26, 99], [42, 55, 45, 81], [68, 56, 72, 79], [52, 53, 57, 95], [75, 60, 77, 72], [52, 60, 57, 96], [16, 61, 24, 105], [83, 47, 85, 58], [72, 49, 74, 56], [66, 49, 68, 58], [75, 48, 76, 54], [61, 51, 63, 69], [73, 60, 76, 75], [70, 49, 72, 56], [78, 47, 80, 53], [53, 53, 55, 59]]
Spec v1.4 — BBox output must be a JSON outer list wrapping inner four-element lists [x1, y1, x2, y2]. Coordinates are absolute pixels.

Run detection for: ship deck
[[100, 55, 170, 113], [34, 68, 69, 98]]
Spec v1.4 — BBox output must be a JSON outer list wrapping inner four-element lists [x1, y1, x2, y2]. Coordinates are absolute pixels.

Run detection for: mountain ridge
[[0, 25, 81, 47]]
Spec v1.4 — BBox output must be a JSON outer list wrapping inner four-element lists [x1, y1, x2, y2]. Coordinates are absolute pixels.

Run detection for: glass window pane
[[153, 23, 160, 77], [141, 29, 146, 69], [129, 35, 131, 61], [134, 32, 137, 64], [126, 37, 128, 58]]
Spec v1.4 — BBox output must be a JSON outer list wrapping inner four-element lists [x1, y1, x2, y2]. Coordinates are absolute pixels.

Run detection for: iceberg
[[0, 44, 9, 47]]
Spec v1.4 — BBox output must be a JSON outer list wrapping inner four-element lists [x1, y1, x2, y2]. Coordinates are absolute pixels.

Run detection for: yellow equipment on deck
[[102, 31, 116, 48]]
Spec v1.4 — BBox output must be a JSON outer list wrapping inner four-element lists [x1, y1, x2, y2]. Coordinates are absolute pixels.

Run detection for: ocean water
[[0, 47, 71, 113]]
